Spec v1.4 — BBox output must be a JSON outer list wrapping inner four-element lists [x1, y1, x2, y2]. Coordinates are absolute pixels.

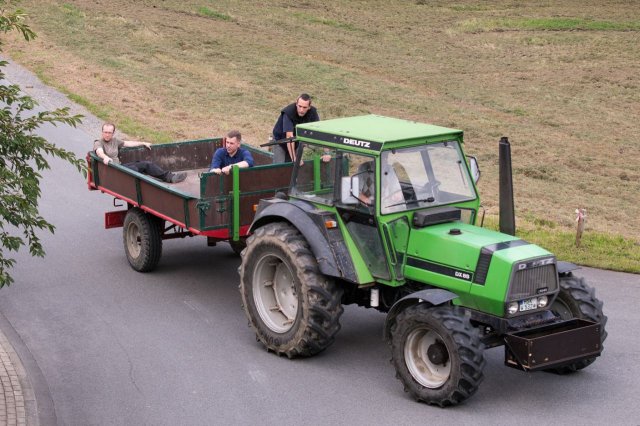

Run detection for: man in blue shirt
[[210, 130, 255, 175]]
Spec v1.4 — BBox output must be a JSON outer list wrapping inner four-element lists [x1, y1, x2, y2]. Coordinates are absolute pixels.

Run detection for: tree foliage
[[1, 1, 85, 287]]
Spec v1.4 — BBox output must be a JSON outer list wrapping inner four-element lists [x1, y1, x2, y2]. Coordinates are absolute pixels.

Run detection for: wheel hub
[[404, 328, 452, 389], [427, 340, 449, 365], [253, 254, 299, 333], [125, 222, 141, 258]]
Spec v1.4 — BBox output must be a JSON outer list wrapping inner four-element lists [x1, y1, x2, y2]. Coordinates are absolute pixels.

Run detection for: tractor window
[[335, 152, 376, 212], [380, 141, 476, 214], [290, 144, 336, 205]]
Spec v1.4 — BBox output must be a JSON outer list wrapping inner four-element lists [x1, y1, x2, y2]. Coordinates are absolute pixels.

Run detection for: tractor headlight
[[507, 302, 519, 315], [537, 295, 548, 308]]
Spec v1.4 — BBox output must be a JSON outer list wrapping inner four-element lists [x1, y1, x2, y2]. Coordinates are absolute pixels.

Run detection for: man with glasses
[[94, 122, 186, 183]]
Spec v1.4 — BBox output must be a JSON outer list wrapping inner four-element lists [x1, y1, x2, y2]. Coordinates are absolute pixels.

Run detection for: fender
[[250, 199, 357, 281], [383, 289, 459, 340], [557, 261, 579, 276]]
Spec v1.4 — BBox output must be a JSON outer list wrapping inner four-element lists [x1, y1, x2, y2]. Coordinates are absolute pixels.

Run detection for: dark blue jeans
[[123, 161, 170, 182]]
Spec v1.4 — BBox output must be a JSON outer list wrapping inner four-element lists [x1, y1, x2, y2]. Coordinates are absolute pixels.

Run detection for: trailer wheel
[[389, 304, 485, 407], [123, 208, 163, 272], [228, 238, 246, 256], [547, 274, 607, 374], [239, 222, 344, 358]]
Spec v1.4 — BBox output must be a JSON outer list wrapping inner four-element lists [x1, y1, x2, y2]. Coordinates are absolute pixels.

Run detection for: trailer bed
[[87, 137, 294, 241]]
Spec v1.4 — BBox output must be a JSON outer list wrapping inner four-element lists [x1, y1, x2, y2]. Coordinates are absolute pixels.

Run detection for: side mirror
[[340, 176, 360, 204], [468, 156, 481, 184]]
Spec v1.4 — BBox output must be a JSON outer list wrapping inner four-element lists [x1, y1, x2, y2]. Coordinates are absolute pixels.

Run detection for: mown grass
[[4, 0, 639, 273], [292, 12, 361, 32]]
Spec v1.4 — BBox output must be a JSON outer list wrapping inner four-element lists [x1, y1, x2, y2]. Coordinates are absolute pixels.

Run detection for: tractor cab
[[291, 115, 481, 284]]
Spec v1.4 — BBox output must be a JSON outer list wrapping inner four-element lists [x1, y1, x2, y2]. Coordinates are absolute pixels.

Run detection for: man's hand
[[102, 157, 112, 165], [142, 142, 152, 150], [211, 166, 233, 175], [321, 154, 331, 163]]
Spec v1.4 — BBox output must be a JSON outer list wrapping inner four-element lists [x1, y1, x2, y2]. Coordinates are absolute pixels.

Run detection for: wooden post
[[575, 208, 586, 247]]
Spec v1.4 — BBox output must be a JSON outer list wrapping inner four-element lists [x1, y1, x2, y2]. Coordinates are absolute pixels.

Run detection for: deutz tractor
[[238, 115, 606, 406]]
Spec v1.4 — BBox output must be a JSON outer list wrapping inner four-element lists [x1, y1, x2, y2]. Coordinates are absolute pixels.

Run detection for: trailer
[[87, 136, 332, 271]]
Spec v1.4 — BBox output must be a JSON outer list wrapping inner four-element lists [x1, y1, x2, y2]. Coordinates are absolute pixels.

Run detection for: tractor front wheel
[[239, 222, 344, 358], [389, 304, 485, 407]]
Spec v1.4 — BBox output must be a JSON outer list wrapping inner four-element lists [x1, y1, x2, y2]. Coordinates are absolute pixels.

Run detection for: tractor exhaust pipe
[[499, 137, 516, 236]]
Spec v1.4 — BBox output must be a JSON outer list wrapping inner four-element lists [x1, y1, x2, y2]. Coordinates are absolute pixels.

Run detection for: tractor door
[[335, 151, 394, 281]]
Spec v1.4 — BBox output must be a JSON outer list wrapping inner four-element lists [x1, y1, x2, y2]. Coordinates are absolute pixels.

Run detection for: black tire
[[389, 304, 485, 407], [228, 238, 247, 256], [239, 222, 344, 358], [123, 208, 163, 272], [547, 274, 607, 374]]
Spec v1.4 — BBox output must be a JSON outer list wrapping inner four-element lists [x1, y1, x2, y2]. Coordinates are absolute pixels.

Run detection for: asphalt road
[[1, 60, 639, 426]]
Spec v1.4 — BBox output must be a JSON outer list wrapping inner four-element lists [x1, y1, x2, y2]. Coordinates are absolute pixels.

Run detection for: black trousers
[[123, 161, 170, 182]]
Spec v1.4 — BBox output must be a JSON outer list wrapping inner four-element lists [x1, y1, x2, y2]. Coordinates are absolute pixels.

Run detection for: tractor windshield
[[380, 141, 477, 214]]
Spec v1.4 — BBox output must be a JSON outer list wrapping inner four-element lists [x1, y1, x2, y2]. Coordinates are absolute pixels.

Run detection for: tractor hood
[[403, 221, 553, 302]]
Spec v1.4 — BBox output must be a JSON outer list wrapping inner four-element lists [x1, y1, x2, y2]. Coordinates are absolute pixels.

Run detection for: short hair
[[102, 122, 116, 133], [297, 93, 312, 104], [227, 130, 242, 141]]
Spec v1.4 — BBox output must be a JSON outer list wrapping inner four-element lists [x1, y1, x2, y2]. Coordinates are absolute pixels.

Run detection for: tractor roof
[[296, 114, 462, 154]]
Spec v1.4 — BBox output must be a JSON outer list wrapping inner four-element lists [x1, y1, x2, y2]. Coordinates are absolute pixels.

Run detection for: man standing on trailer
[[272, 93, 323, 164], [94, 123, 186, 183]]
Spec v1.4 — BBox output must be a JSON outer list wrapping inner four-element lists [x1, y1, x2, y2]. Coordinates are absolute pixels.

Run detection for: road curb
[[0, 323, 30, 425], [0, 310, 56, 426]]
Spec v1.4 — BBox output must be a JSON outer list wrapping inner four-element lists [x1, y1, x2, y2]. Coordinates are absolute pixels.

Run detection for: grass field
[[4, 0, 639, 272]]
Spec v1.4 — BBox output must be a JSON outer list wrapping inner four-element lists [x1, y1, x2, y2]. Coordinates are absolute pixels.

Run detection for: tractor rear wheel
[[123, 208, 163, 272], [547, 274, 607, 374], [389, 304, 485, 407], [239, 222, 344, 358]]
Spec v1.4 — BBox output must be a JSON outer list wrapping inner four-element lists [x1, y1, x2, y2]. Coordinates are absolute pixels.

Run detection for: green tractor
[[238, 115, 606, 406]]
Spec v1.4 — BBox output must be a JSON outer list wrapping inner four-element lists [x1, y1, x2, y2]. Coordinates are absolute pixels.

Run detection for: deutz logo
[[518, 257, 555, 270], [342, 137, 371, 148]]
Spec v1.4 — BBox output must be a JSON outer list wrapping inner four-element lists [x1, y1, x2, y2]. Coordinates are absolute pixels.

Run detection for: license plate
[[519, 297, 538, 312]]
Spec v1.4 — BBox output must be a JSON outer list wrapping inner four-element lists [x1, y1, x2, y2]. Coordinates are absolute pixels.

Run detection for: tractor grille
[[507, 263, 558, 301]]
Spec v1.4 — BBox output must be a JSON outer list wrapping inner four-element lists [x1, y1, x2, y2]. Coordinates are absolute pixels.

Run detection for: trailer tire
[[239, 222, 343, 358], [547, 274, 607, 374], [389, 304, 485, 407], [123, 208, 163, 272]]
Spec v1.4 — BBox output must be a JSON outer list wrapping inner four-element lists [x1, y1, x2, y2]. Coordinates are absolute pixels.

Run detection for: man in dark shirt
[[272, 93, 320, 163], [209, 130, 255, 175], [94, 123, 186, 183]]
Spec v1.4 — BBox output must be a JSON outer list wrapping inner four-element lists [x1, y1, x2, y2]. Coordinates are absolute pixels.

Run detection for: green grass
[[196, 7, 233, 21], [484, 216, 640, 274], [462, 17, 640, 32]]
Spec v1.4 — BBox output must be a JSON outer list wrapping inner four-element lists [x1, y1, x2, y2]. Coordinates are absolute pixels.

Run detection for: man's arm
[[123, 140, 152, 149], [282, 115, 298, 162], [210, 149, 227, 174], [238, 149, 254, 168], [95, 147, 112, 165]]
